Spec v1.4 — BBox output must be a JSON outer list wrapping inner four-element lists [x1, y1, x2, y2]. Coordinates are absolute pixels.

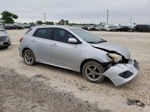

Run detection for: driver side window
[[54, 28, 75, 43]]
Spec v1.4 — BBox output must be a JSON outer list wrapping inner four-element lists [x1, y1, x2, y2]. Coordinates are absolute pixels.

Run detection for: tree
[[57, 19, 69, 25], [1, 11, 18, 24], [65, 20, 69, 25], [36, 21, 43, 25], [29, 22, 35, 26], [57, 19, 65, 25], [43, 21, 54, 25]]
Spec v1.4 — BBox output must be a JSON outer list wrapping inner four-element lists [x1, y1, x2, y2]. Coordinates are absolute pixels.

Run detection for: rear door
[[31, 28, 55, 63]]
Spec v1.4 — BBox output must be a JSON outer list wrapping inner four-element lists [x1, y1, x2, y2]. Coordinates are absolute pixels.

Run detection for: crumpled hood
[[92, 41, 130, 59]]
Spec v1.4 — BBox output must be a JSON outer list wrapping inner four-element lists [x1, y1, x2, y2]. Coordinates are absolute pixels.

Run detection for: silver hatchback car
[[19, 25, 139, 86], [0, 24, 11, 48]]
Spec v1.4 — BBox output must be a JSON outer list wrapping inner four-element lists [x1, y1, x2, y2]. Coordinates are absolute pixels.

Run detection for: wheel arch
[[22, 48, 33, 57], [80, 59, 102, 72]]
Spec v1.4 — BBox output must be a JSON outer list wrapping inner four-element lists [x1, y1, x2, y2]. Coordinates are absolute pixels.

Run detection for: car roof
[[32, 25, 81, 30]]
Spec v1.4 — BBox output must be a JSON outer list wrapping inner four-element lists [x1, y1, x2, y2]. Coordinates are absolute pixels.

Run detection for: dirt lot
[[0, 30, 150, 112]]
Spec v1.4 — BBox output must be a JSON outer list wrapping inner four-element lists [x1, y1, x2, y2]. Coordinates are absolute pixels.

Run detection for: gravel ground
[[0, 30, 150, 112], [0, 67, 109, 112]]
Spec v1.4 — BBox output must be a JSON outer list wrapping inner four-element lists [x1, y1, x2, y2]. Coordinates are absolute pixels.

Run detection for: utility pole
[[43, 13, 46, 22], [106, 9, 109, 25], [130, 18, 132, 25]]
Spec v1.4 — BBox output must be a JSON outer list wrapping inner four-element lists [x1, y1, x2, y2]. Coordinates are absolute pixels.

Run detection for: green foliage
[[36, 21, 43, 25], [36, 21, 54, 25], [1, 11, 18, 24], [43, 21, 54, 25], [57, 19, 69, 25], [33, 19, 96, 26], [29, 22, 35, 26]]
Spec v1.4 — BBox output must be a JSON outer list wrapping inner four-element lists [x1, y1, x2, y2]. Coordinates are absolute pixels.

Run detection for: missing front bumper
[[102, 59, 139, 86]]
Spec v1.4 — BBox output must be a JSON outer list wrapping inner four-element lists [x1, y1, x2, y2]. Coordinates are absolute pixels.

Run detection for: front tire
[[23, 49, 36, 65], [82, 61, 105, 83]]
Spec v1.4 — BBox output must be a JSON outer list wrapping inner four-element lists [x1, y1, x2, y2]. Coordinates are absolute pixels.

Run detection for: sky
[[0, 0, 150, 24]]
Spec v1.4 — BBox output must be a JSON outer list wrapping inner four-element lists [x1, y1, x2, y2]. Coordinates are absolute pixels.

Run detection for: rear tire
[[23, 49, 36, 65], [82, 61, 105, 83]]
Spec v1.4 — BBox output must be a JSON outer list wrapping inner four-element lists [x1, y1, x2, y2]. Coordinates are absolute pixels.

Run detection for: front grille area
[[3, 42, 10, 46], [121, 58, 129, 63], [0, 36, 7, 41], [119, 57, 129, 64]]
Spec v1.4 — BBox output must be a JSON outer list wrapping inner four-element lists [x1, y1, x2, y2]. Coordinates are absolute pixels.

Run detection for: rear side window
[[33, 28, 54, 40]]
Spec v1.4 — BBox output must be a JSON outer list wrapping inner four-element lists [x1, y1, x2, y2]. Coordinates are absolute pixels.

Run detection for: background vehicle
[[82, 25, 95, 31], [14, 23, 24, 29], [105, 25, 120, 31], [82, 25, 105, 31], [22, 24, 31, 28], [19, 26, 139, 86], [5, 24, 17, 30], [93, 25, 105, 31], [135, 24, 150, 32], [0, 24, 11, 48], [116, 26, 132, 32], [4, 23, 31, 30], [0, 23, 6, 32]]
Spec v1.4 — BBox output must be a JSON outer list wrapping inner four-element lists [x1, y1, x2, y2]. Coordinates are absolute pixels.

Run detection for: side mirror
[[68, 38, 78, 44]]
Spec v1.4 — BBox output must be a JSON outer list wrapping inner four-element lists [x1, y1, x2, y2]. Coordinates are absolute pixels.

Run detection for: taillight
[[20, 37, 23, 43]]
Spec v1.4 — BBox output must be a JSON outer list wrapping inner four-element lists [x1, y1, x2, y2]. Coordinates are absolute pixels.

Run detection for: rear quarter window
[[33, 28, 54, 40]]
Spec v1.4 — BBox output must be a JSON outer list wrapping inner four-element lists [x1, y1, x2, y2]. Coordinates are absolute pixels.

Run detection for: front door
[[51, 28, 82, 70]]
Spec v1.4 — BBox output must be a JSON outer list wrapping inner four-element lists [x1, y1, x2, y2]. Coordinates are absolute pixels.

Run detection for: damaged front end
[[103, 59, 139, 86], [92, 42, 139, 86]]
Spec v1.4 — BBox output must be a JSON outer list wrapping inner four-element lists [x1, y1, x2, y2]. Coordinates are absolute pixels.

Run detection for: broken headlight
[[107, 53, 122, 63]]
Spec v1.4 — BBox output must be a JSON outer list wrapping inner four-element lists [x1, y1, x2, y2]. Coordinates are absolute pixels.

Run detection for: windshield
[[71, 29, 105, 43], [0, 24, 5, 29]]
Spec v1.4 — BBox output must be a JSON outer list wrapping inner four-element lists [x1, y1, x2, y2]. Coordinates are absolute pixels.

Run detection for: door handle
[[51, 43, 57, 47], [31, 39, 35, 42]]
